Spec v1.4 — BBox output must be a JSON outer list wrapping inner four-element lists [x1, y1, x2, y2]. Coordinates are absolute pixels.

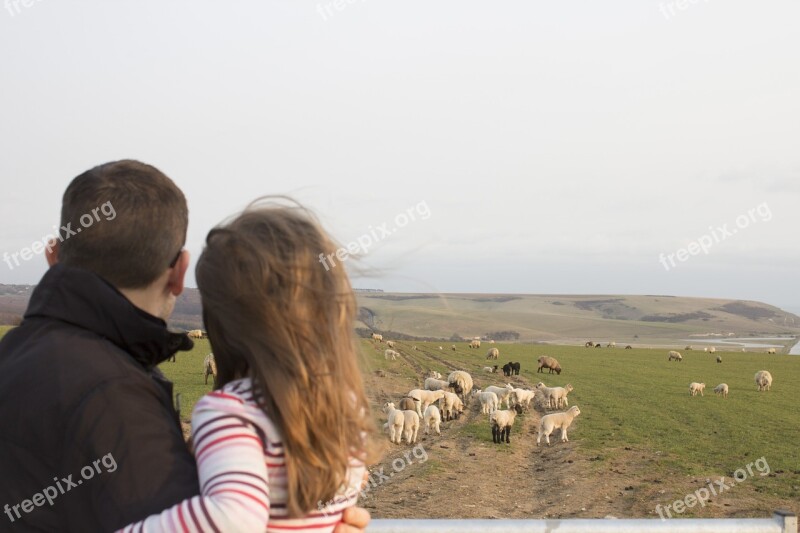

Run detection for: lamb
[[439, 391, 464, 421], [767, 348, 777, 354], [401, 409, 420, 444], [755, 370, 772, 392], [424, 377, 450, 391], [668, 351, 683, 362], [386, 340, 395, 348], [398, 397, 417, 411], [382, 402, 405, 444], [486, 347, 499, 360], [716, 356, 722, 363], [447, 370, 474, 402], [474, 391, 499, 414], [502, 362, 513, 376], [511, 362, 521, 375], [372, 333, 383, 342], [537, 356, 562, 375], [384, 349, 399, 360], [548, 384, 574, 409], [534, 381, 555, 408], [484, 384, 515, 409], [490, 405, 524, 444], [713, 383, 729, 398], [204, 353, 217, 386], [483, 365, 499, 373], [689, 382, 706, 396], [407, 389, 446, 416], [423, 404, 441, 435], [537, 406, 581, 446], [509, 388, 536, 410]]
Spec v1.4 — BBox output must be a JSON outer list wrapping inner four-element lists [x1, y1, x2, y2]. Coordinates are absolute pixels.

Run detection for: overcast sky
[[2, 1, 799, 312]]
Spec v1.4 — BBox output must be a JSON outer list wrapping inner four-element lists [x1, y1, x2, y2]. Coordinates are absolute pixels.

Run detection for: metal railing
[[369, 510, 797, 533]]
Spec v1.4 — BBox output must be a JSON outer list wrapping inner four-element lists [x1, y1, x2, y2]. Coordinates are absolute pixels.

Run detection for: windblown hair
[[196, 198, 379, 518]]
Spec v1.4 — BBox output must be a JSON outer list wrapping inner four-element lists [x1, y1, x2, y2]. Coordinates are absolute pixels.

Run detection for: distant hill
[[2, 285, 798, 345]]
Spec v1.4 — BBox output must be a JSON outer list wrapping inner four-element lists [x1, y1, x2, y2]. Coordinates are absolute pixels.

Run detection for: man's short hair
[[57, 160, 188, 289]]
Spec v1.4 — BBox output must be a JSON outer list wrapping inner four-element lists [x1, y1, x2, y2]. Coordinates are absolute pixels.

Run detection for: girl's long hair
[[196, 198, 379, 517]]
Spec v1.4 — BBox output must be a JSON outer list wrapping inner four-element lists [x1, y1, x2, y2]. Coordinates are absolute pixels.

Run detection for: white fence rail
[[370, 510, 797, 533]]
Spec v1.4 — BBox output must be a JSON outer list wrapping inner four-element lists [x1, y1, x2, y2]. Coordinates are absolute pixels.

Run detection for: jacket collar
[[24, 263, 193, 369]]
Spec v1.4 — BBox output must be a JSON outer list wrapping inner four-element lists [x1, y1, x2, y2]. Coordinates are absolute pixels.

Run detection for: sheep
[[502, 362, 512, 376], [708, 346, 716, 353], [412, 345, 418, 351], [607, 341, 616, 348], [490, 405, 524, 444], [447, 370, 474, 402], [716, 355, 722, 363], [625, 345, 632, 349], [537, 356, 562, 375], [511, 362, 521, 375], [585, 341, 595, 348], [372, 333, 383, 342], [668, 351, 683, 362], [685, 345, 693, 351], [407, 389, 446, 417], [204, 353, 217, 386], [384, 349, 399, 360], [482, 365, 499, 373], [509, 388, 536, 410], [595, 344, 602, 348], [187, 329, 205, 339], [438, 346, 443, 350], [767, 348, 777, 354], [713, 383, 729, 398], [424, 377, 450, 391], [689, 382, 706, 396], [382, 402, 405, 444], [537, 406, 581, 446], [484, 384, 515, 410], [423, 404, 441, 435], [703, 347, 708, 352], [386, 340, 395, 348], [469, 339, 481, 349], [398, 397, 417, 411], [401, 409, 420, 444], [439, 391, 464, 421], [486, 347, 499, 360], [451, 344, 457, 351], [548, 384, 574, 409], [427, 370, 443, 380], [474, 391, 499, 414], [755, 370, 772, 392]]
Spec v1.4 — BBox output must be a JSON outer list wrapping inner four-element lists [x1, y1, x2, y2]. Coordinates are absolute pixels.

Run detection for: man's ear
[[167, 250, 190, 296], [45, 239, 59, 266]]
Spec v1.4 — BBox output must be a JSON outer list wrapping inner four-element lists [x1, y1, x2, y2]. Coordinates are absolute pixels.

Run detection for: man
[[0, 160, 369, 532]]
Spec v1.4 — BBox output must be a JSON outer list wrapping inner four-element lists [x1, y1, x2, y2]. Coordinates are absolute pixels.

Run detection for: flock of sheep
[[665, 349, 774, 399]]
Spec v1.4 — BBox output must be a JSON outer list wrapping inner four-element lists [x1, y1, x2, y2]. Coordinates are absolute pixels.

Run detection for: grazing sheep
[[714, 383, 729, 398], [372, 333, 383, 342], [767, 348, 777, 354], [384, 349, 399, 361], [423, 404, 441, 435], [474, 391, 499, 414], [537, 356, 562, 375], [486, 347, 500, 360], [447, 370, 474, 402], [607, 341, 616, 348], [187, 329, 205, 339], [484, 384, 515, 410], [595, 344, 602, 349], [402, 410, 420, 444], [716, 356, 722, 363], [511, 362, 521, 375], [490, 405, 524, 444], [668, 351, 683, 362], [399, 397, 417, 411], [585, 341, 595, 348], [469, 339, 481, 349], [204, 353, 217, 386], [385, 340, 395, 348], [755, 370, 772, 392], [451, 344, 457, 351], [625, 345, 632, 349], [708, 346, 716, 353], [548, 384, 574, 409], [689, 382, 706, 396], [685, 345, 693, 351], [427, 370, 443, 380], [424, 377, 450, 391], [502, 362, 513, 376], [407, 389, 446, 417], [439, 391, 464, 421], [537, 406, 581, 446], [383, 402, 405, 444]]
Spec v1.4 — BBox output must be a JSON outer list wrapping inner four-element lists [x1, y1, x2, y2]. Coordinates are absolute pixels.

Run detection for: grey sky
[[2, 1, 799, 311]]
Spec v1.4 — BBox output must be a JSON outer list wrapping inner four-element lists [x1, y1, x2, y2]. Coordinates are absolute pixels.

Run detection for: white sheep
[[384, 349, 399, 361], [423, 404, 441, 435], [402, 409, 420, 444], [548, 384, 574, 409], [482, 366, 497, 373], [755, 370, 772, 392], [534, 381, 557, 409], [407, 389, 446, 417], [484, 384, 514, 410], [486, 347, 499, 360], [439, 391, 464, 421], [716, 355, 722, 363], [474, 391, 499, 414], [386, 340, 395, 348], [537, 406, 581, 446], [689, 382, 706, 396], [490, 405, 524, 444], [767, 348, 777, 354], [447, 370, 474, 401], [469, 339, 481, 349], [451, 344, 457, 351], [372, 333, 383, 342], [708, 346, 716, 353], [713, 383, 729, 398], [668, 351, 683, 362], [382, 402, 405, 444], [509, 388, 536, 410], [424, 377, 450, 391]]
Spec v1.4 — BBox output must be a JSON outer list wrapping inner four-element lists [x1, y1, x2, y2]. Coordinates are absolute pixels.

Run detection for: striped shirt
[[118, 378, 365, 533]]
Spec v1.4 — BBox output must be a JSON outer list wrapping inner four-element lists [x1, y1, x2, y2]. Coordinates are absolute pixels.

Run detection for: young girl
[[120, 200, 378, 532]]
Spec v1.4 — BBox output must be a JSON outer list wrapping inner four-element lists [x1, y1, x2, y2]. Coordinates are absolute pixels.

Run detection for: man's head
[[48, 160, 189, 318]]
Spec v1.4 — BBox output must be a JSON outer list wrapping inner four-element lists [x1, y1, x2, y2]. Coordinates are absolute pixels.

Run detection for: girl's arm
[[117, 393, 270, 532]]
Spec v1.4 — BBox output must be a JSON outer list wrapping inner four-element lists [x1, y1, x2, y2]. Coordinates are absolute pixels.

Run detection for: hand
[[333, 506, 371, 533]]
